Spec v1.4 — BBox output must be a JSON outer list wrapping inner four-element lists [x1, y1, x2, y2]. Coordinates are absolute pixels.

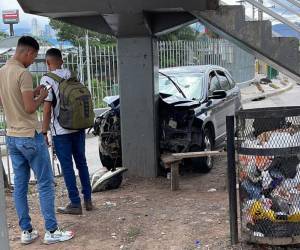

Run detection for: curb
[[241, 81, 294, 104], [237, 78, 256, 90]]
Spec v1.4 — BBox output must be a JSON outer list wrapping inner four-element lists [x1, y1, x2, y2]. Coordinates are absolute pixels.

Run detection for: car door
[[214, 70, 236, 140], [224, 70, 242, 113], [206, 70, 226, 141]]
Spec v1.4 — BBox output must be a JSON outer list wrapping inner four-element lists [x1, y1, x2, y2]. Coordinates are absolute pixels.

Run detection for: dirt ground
[[5, 156, 294, 250]]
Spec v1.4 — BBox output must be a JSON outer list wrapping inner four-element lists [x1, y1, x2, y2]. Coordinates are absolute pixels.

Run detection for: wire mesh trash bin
[[236, 107, 300, 245]]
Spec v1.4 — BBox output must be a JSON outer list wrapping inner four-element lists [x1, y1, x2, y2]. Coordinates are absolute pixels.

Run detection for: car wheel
[[201, 128, 214, 173], [187, 128, 214, 173]]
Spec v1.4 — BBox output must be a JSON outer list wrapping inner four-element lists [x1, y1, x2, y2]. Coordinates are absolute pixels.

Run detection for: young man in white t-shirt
[[41, 48, 93, 215]]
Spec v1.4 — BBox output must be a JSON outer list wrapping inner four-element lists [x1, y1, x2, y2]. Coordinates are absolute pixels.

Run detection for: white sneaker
[[21, 229, 39, 244], [43, 227, 74, 245]]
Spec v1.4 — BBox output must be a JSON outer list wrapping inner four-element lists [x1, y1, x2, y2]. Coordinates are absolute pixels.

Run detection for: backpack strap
[[44, 72, 64, 84]]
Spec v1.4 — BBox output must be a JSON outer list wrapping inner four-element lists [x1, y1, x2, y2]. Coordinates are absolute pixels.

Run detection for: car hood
[[104, 94, 201, 109], [103, 95, 120, 109]]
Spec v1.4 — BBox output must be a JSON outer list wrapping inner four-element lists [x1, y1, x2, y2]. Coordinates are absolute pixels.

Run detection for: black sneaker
[[84, 200, 94, 211], [57, 203, 82, 215]]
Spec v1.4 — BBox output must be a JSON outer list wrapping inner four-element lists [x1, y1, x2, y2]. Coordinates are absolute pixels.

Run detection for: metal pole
[[286, 0, 300, 9], [0, 154, 10, 250], [226, 115, 238, 245], [245, 0, 300, 33], [272, 0, 300, 17], [85, 32, 92, 93], [9, 24, 14, 37], [258, 0, 263, 20]]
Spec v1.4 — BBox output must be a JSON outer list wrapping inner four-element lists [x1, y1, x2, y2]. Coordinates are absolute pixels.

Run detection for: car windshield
[[159, 73, 205, 100]]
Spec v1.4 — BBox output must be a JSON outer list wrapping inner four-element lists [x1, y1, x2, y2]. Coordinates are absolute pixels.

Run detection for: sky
[[0, 0, 299, 33], [0, 0, 49, 32]]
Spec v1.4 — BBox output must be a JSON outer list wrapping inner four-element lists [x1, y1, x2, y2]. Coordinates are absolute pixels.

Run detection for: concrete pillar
[[0, 157, 9, 250], [118, 37, 159, 177]]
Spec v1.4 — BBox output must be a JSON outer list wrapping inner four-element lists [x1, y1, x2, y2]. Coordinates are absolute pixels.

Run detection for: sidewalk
[[240, 76, 294, 104]]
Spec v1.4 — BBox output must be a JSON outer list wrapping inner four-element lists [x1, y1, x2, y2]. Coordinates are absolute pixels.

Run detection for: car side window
[[225, 72, 236, 89], [216, 70, 231, 91], [209, 71, 221, 95]]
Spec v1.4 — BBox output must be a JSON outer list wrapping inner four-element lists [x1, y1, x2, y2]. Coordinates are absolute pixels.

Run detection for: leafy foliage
[[49, 19, 116, 46], [158, 26, 199, 41]]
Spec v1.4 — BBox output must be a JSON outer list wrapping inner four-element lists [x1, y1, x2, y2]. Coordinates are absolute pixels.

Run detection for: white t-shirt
[[40, 68, 77, 136]]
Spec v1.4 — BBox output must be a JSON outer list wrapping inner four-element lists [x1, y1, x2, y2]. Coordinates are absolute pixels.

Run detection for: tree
[[158, 25, 199, 41], [0, 31, 8, 40], [50, 19, 200, 46], [49, 19, 116, 46]]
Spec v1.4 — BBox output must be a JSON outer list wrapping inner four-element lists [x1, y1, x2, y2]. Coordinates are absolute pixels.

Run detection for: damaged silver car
[[93, 65, 241, 173]]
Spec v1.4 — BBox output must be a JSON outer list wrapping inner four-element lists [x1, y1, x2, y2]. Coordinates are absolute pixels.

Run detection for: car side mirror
[[208, 90, 227, 100]]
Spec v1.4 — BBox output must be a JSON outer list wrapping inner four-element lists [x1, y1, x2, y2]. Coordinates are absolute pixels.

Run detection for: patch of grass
[[126, 227, 142, 242]]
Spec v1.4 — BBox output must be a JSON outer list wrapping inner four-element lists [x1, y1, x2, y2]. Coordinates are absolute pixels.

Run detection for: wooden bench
[[161, 151, 226, 191]]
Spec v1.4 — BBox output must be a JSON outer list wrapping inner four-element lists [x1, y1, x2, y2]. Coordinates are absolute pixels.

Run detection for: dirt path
[[6, 156, 271, 250]]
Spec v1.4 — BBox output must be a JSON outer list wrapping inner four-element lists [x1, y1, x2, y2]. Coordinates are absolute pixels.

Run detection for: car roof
[[159, 65, 226, 75]]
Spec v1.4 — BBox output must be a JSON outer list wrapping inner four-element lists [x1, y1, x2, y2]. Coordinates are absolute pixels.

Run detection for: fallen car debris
[[91, 167, 128, 192]]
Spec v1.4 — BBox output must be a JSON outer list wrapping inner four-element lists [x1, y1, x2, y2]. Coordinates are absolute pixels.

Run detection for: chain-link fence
[[237, 107, 300, 244]]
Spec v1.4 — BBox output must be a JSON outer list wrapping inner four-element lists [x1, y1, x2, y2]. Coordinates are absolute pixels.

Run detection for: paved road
[[243, 83, 300, 109], [3, 136, 103, 184]]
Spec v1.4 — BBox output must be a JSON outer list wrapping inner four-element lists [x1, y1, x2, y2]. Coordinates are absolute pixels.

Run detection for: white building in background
[[31, 17, 41, 36]]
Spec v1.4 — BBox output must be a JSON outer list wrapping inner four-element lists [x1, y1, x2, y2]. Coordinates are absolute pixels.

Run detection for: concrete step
[[268, 37, 300, 74], [191, 5, 300, 82], [194, 5, 246, 32]]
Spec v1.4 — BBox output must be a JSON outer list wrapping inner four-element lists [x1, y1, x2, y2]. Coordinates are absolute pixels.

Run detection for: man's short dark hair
[[17, 36, 39, 51], [46, 48, 62, 60]]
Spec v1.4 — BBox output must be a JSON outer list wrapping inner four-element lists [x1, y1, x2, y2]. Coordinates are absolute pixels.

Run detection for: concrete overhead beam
[[19, 0, 219, 15], [57, 15, 113, 35], [17, 0, 219, 36]]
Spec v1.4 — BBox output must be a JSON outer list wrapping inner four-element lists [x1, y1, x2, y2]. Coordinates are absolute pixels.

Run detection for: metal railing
[[243, 0, 300, 34], [0, 38, 255, 184], [0, 39, 255, 110]]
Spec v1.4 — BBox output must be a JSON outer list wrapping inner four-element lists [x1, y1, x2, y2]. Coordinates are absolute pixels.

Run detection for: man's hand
[[33, 85, 43, 97], [39, 86, 49, 100], [22, 88, 49, 114], [43, 133, 50, 147]]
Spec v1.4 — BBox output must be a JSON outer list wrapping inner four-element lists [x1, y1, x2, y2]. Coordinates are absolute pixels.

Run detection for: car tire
[[201, 128, 215, 173], [187, 128, 214, 173]]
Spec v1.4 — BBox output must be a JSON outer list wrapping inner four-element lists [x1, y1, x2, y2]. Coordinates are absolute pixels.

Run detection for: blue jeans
[[6, 132, 57, 231], [53, 130, 91, 205]]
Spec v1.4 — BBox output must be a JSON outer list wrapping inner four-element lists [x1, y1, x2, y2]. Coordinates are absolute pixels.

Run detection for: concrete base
[[118, 37, 159, 177]]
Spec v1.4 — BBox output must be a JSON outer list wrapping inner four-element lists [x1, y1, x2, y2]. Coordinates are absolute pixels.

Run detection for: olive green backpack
[[45, 72, 95, 130]]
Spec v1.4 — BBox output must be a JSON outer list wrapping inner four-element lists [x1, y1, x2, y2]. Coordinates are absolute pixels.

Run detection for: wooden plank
[[171, 162, 180, 191], [172, 151, 226, 159], [161, 156, 181, 165], [161, 151, 225, 164]]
